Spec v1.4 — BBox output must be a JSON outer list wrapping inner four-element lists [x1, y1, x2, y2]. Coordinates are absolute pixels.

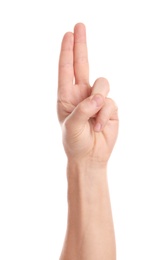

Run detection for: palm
[[58, 24, 118, 161], [58, 83, 90, 122]]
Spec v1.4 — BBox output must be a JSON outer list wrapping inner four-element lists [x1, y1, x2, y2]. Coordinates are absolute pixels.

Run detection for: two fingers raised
[[58, 23, 89, 92]]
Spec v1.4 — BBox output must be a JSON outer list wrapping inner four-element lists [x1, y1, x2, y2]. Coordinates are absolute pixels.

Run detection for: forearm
[[60, 160, 116, 260]]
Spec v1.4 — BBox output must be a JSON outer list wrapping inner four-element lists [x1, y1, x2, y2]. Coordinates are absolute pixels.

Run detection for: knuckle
[[113, 102, 118, 113], [104, 98, 118, 121], [112, 101, 118, 112], [106, 98, 118, 111]]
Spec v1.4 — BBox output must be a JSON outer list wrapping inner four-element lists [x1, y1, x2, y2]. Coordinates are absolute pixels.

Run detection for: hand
[[57, 23, 119, 164]]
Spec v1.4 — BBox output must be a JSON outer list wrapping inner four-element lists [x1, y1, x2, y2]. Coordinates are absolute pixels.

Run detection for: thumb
[[65, 94, 104, 130]]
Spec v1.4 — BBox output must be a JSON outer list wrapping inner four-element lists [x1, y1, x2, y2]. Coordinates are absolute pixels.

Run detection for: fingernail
[[94, 123, 102, 132], [91, 94, 104, 107]]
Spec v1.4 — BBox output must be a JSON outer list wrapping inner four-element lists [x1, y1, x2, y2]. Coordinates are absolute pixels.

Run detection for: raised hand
[[57, 23, 119, 164]]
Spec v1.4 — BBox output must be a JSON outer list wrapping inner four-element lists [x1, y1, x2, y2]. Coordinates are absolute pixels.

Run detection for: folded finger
[[94, 98, 118, 132], [91, 77, 110, 97]]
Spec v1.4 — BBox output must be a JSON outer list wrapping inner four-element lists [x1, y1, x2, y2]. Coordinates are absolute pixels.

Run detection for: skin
[[57, 23, 119, 260]]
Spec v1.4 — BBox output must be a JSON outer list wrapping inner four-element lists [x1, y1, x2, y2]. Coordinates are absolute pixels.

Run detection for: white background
[[0, 0, 164, 259]]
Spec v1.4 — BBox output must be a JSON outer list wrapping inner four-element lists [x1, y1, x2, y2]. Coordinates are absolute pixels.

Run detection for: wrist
[[67, 158, 108, 176], [66, 159, 109, 206]]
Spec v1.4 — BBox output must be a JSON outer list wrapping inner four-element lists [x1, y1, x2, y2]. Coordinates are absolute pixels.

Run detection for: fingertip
[[63, 32, 73, 40], [74, 23, 86, 43], [61, 32, 74, 51], [74, 22, 86, 31]]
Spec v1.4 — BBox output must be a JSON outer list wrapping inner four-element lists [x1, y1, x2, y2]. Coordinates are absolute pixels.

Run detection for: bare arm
[[57, 23, 119, 260]]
